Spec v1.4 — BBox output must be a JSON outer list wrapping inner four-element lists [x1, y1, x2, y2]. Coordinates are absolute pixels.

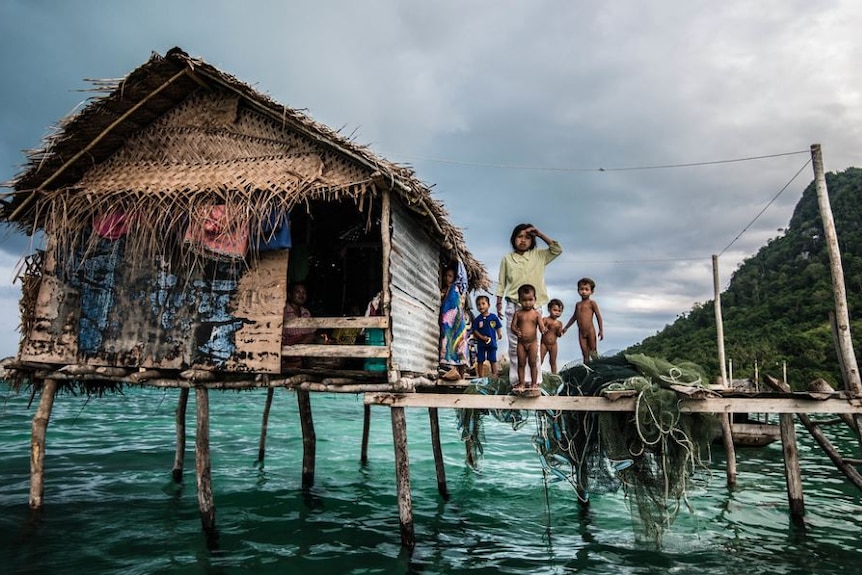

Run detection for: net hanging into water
[[456, 353, 718, 543]]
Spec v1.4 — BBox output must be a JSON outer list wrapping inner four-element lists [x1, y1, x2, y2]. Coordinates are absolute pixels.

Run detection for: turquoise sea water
[[1, 385, 861, 574]]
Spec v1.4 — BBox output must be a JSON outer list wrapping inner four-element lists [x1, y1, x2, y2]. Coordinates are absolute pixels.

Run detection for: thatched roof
[[1, 47, 487, 288]]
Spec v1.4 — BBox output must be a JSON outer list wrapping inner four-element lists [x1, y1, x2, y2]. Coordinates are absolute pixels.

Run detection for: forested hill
[[626, 167, 862, 388]]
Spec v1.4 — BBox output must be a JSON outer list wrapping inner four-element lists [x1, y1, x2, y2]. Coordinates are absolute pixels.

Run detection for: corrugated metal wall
[[389, 200, 440, 374]]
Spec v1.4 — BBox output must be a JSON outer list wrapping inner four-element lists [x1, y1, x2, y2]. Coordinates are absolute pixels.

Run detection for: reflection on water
[[1, 386, 861, 574]]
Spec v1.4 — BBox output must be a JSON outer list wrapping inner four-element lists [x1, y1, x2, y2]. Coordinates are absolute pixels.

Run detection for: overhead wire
[[717, 158, 812, 257], [431, 148, 814, 268], [388, 149, 810, 173]]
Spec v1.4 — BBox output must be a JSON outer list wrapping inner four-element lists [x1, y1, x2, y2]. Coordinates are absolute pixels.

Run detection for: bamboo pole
[[194, 387, 217, 541], [391, 406, 415, 549], [29, 378, 58, 509], [811, 143, 862, 396], [172, 387, 189, 483], [428, 408, 449, 500], [297, 390, 316, 489], [713, 254, 737, 486], [361, 404, 371, 465], [258, 387, 275, 465]]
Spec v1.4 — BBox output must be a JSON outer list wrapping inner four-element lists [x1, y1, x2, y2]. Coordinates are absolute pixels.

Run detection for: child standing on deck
[[541, 298, 564, 374], [563, 277, 604, 364], [471, 295, 503, 377], [512, 284, 547, 392]]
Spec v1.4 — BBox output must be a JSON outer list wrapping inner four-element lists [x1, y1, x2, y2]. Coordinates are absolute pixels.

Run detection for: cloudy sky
[[1, 0, 860, 366]]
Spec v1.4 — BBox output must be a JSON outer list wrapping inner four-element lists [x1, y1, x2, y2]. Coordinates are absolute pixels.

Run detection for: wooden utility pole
[[713, 254, 737, 486], [811, 143, 862, 396]]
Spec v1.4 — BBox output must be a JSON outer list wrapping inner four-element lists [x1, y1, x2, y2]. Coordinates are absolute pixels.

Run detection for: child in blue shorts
[[471, 295, 503, 377]]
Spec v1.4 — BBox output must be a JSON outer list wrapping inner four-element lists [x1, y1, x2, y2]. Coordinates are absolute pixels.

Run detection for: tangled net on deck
[[456, 353, 717, 543]]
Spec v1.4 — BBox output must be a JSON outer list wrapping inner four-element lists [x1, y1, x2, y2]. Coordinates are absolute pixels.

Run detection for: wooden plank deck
[[365, 391, 862, 414]]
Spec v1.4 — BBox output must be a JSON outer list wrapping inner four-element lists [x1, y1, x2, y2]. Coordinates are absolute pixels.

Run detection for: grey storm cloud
[[0, 0, 859, 362]]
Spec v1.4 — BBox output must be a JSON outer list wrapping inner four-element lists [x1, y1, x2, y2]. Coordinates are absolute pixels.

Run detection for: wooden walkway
[[366, 389, 862, 414]]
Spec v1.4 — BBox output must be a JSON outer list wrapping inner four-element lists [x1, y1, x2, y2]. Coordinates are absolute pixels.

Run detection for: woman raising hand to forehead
[[495, 223, 562, 386]]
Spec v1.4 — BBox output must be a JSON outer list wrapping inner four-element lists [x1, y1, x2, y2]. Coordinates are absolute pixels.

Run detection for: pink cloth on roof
[[94, 211, 131, 240], [184, 204, 249, 260]]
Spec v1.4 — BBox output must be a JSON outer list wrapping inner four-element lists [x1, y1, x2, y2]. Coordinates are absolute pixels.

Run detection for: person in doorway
[[495, 223, 563, 385], [471, 295, 503, 378], [541, 298, 565, 374], [562, 277, 604, 364], [512, 284, 546, 392], [282, 282, 316, 369]]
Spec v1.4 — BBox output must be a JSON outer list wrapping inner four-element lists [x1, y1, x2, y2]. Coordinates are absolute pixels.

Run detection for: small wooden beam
[[282, 344, 389, 358], [391, 406, 415, 549], [194, 387, 217, 542], [29, 378, 58, 509], [172, 387, 189, 483], [428, 408, 449, 500], [361, 404, 371, 465], [282, 316, 389, 329], [258, 387, 275, 465], [297, 390, 316, 489]]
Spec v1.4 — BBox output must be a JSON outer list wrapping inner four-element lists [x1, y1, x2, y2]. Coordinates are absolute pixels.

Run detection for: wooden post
[[428, 408, 450, 500], [172, 387, 189, 482], [764, 374, 862, 490], [779, 412, 805, 523], [811, 143, 862, 396], [713, 254, 737, 486], [194, 387, 217, 540], [258, 387, 275, 465], [391, 406, 415, 549], [361, 404, 371, 465], [380, 187, 396, 384], [297, 390, 316, 488], [29, 378, 58, 509]]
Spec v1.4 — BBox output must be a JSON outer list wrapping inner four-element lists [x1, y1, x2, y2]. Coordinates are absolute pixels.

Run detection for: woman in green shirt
[[495, 223, 563, 386]]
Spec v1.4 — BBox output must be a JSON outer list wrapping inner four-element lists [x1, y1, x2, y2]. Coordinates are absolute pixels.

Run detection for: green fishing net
[[456, 353, 718, 544]]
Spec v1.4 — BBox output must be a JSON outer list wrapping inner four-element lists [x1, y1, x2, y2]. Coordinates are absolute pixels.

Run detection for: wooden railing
[[281, 316, 389, 358]]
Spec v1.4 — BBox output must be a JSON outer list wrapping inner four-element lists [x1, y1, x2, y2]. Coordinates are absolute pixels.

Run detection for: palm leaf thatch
[[1, 47, 487, 289]]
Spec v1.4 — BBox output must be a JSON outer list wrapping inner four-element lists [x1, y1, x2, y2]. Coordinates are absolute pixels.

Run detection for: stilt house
[[2, 47, 487, 387]]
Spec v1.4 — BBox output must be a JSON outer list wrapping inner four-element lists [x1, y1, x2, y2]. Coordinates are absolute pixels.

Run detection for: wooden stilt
[[779, 412, 805, 522], [194, 387, 217, 542], [391, 406, 415, 549], [172, 387, 189, 482], [361, 404, 371, 465], [465, 438, 475, 469], [29, 378, 58, 509], [297, 390, 316, 489], [258, 387, 275, 465], [428, 407, 449, 500], [719, 414, 738, 486], [577, 462, 590, 507]]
